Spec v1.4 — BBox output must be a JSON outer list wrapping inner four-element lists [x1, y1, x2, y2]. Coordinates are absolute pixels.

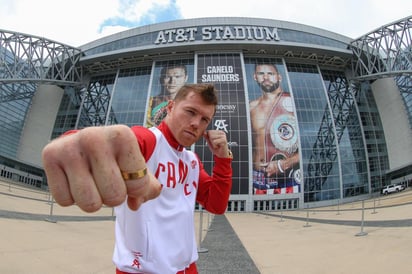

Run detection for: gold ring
[[121, 167, 148, 180]]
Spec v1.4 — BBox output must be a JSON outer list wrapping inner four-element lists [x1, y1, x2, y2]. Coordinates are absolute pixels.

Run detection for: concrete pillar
[[371, 78, 412, 170], [17, 84, 64, 167]]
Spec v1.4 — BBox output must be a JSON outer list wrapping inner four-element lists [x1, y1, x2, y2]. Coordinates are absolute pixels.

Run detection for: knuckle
[[102, 186, 127, 207], [81, 202, 102, 213], [54, 196, 75, 207], [71, 182, 102, 212], [125, 175, 150, 196], [108, 125, 134, 143]]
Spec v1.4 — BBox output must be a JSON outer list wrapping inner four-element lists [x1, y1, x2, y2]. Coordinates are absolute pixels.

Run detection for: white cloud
[[0, 0, 119, 46], [98, 25, 130, 39], [176, 0, 412, 38], [0, 0, 411, 46], [119, 0, 171, 21], [83, 0, 177, 44]]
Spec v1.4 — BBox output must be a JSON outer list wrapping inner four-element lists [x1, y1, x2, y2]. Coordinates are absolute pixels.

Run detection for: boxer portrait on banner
[[249, 63, 301, 194]]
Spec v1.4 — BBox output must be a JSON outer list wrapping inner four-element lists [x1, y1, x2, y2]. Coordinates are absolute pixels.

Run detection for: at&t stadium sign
[[154, 25, 280, 44]]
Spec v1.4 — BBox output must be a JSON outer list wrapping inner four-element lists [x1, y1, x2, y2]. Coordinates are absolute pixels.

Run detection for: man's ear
[[166, 100, 174, 113]]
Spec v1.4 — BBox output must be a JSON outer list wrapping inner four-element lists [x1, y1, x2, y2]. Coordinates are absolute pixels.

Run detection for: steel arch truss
[[0, 29, 82, 86], [77, 76, 118, 127], [305, 73, 358, 201], [350, 16, 412, 81]]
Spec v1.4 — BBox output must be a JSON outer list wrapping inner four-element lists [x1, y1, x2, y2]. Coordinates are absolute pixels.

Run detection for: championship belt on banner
[[151, 101, 168, 126], [253, 93, 301, 194], [266, 94, 298, 159]]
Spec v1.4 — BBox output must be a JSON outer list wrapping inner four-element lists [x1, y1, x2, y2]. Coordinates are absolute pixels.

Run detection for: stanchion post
[[47, 190, 52, 204], [355, 200, 368, 236], [205, 212, 214, 232], [336, 199, 341, 215], [44, 195, 57, 223], [197, 206, 208, 253], [371, 196, 378, 214], [111, 207, 116, 221], [279, 210, 284, 222], [303, 208, 311, 227]]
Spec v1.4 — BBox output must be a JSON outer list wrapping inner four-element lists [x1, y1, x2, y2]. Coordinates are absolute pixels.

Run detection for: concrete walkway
[[1, 180, 411, 274], [197, 214, 260, 273]]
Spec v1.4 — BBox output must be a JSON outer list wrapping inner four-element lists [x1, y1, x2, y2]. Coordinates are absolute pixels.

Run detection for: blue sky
[[0, 0, 411, 47], [98, 0, 183, 32]]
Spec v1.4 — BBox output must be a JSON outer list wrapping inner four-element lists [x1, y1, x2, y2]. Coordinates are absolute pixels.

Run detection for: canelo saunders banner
[[195, 53, 249, 195]]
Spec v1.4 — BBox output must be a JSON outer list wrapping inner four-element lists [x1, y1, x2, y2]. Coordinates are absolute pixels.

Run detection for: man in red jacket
[[42, 83, 233, 274]]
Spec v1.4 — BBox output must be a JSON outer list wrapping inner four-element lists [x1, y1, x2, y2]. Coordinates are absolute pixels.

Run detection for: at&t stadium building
[[1, 16, 411, 211]]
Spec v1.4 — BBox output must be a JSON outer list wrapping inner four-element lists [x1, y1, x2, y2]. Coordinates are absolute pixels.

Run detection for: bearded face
[[254, 64, 281, 93], [259, 80, 280, 93]]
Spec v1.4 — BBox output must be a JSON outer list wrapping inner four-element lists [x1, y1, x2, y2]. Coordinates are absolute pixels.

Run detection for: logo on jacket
[[131, 251, 142, 269]]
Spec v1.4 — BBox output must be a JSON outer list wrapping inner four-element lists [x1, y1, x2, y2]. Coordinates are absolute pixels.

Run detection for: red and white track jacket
[[113, 122, 232, 273]]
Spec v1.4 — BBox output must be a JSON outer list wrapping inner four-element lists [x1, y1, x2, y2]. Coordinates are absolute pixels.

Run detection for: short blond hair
[[174, 84, 218, 107]]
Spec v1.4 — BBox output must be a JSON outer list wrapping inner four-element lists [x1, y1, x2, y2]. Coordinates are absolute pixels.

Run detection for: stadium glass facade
[[1, 17, 411, 211]]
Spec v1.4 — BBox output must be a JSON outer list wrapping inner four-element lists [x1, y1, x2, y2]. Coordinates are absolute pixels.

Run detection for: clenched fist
[[42, 125, 161, 212]]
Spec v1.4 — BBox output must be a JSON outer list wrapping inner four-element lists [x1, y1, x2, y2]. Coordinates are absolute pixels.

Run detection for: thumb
[[126, 171, 162, 211]]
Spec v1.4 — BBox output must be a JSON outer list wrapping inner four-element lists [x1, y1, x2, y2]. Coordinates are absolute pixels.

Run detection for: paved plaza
[[1, 180, 411, 274]]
